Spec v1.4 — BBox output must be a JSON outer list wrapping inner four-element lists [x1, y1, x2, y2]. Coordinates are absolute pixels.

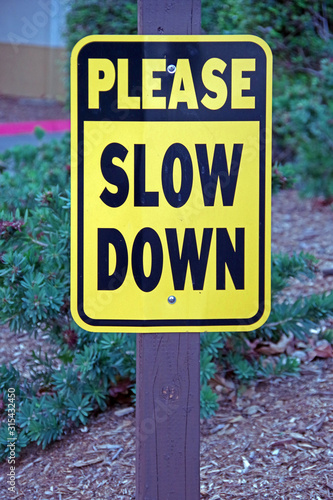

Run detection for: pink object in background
[[0, 120, 70, 136]]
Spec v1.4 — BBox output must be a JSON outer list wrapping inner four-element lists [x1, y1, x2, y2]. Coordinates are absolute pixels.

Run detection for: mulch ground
[[0, 96, 332, 499], [0, 352, 332, 500]]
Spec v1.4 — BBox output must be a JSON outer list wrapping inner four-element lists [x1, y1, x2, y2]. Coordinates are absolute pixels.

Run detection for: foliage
[[271, 252, 317, 297], [200, 384, 219, 420], [199, 251, 332, 417], [199, 257, 333, 418], [272, 163, 296, 194], [214, 0, 333, 69], [65, 0, 137, 54], [0, 136, 70, 211], [0, 332, 136, 459], [206, 0, 333, 198], [0, 424, 29, 459], [271, 58, 333, 197], [66, 0, 333, 69], [0, 364, 21, 399], [285, 59, 333, 199], [64, 0, 333, 198], [64, 0, 136, 103], [1, 124, 332, 458], [1, 2, 333, 458]]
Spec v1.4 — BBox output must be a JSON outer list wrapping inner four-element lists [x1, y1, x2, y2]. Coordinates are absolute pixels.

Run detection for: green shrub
[[209, 0, 333, 197], [0, 136, 70, 211], [272, 59, 333, 198], [66, 0, 333, 70], [287, 59, 333, 199], [1, 126, 332, 459], [64, 0, 333, 197], [215, 0, 333, 69], [65, 0, 137, 54], [1, 1, 333, 458]]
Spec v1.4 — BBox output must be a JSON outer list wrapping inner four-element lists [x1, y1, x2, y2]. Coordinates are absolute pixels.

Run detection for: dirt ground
[[0, 96, 333, 499], [0, 358, 333, 500]]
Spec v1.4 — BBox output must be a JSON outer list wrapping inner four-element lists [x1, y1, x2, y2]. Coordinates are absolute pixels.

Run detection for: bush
[[1, 137, 332, 459], [272, 59, 333, 198], [286, 59, 333, 199], [65, 0, 137, 52], [0, 136, 70, 335], [66, 0, 333, 69], [1, 2, 333, 459], [64, 0, 333, 198], [214, 0, 333, 70], [210, 0, 333, 198]]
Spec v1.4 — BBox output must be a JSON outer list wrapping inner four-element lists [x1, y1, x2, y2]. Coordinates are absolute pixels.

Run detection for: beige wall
[[0, 43, 67, 102]]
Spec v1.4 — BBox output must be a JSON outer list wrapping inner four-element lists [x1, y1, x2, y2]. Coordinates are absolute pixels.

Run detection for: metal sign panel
[[71, 35, 272, 333]]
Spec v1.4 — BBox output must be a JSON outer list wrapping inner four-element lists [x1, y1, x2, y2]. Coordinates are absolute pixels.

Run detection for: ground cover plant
[[0, 133, 332, 460], [0, 0, 332, 462]]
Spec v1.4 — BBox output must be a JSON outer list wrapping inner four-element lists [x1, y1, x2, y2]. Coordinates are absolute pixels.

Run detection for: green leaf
[[200, 351, 217, 385], [65, 393, 94, 425], [200, 385, 219, 419], [34, 126, 45, 140]]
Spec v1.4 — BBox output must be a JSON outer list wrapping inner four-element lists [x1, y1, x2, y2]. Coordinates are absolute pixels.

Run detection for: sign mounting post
[[70, 0, 272, 497], [137, 2, 201, 499]]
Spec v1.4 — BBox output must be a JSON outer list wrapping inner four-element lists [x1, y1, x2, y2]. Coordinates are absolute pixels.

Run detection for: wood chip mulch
[[0, 189, 332, 499], [0, 362, 332, 500]]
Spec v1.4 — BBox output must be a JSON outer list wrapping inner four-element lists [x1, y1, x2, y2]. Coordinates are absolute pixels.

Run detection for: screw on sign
[[70, 0, 272, 498]]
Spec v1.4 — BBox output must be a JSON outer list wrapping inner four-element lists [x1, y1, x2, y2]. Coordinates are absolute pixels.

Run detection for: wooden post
[[138, 0, 201, 35], [136, 333, 200, 499], [136, 2, 201, 499]]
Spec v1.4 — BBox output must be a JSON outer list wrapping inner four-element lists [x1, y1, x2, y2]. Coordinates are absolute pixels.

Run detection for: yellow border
[[70, 35, 272, 333], [70, 37, 78, 334]]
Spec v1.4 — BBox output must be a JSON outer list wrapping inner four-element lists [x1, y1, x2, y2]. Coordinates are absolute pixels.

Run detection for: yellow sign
[[71, 35, 272, 333]]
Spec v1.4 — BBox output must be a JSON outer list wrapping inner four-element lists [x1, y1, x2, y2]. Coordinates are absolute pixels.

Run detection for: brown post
[[136, 2, 201, 499], [138, 0, 201, 35]]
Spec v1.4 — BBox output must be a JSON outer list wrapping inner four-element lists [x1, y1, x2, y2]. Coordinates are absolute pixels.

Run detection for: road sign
[[71, 35, 272, 333]]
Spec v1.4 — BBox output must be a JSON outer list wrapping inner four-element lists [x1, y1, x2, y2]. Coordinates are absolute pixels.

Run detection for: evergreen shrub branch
[[1, 0, 333, 453], [0, 130, 332, 459]]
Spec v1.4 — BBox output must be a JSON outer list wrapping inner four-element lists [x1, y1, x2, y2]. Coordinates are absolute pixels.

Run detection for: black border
[[75, 40, 268, 328]]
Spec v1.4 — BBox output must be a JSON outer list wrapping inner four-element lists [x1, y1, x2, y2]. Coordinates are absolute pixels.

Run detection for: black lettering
[[216, 228, 244, 289], [195, 143, 243, 206], [100, 142, 129, 207], [166, 228, 213, 290], [162, 143, 193, 207], [134, 144, 159, 206], [98, 228, 128, 290], [132, 228, 163, 292]]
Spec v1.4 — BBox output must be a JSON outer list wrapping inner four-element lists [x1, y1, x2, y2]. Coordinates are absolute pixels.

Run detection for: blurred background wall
[[0, 0, 68, 102]]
